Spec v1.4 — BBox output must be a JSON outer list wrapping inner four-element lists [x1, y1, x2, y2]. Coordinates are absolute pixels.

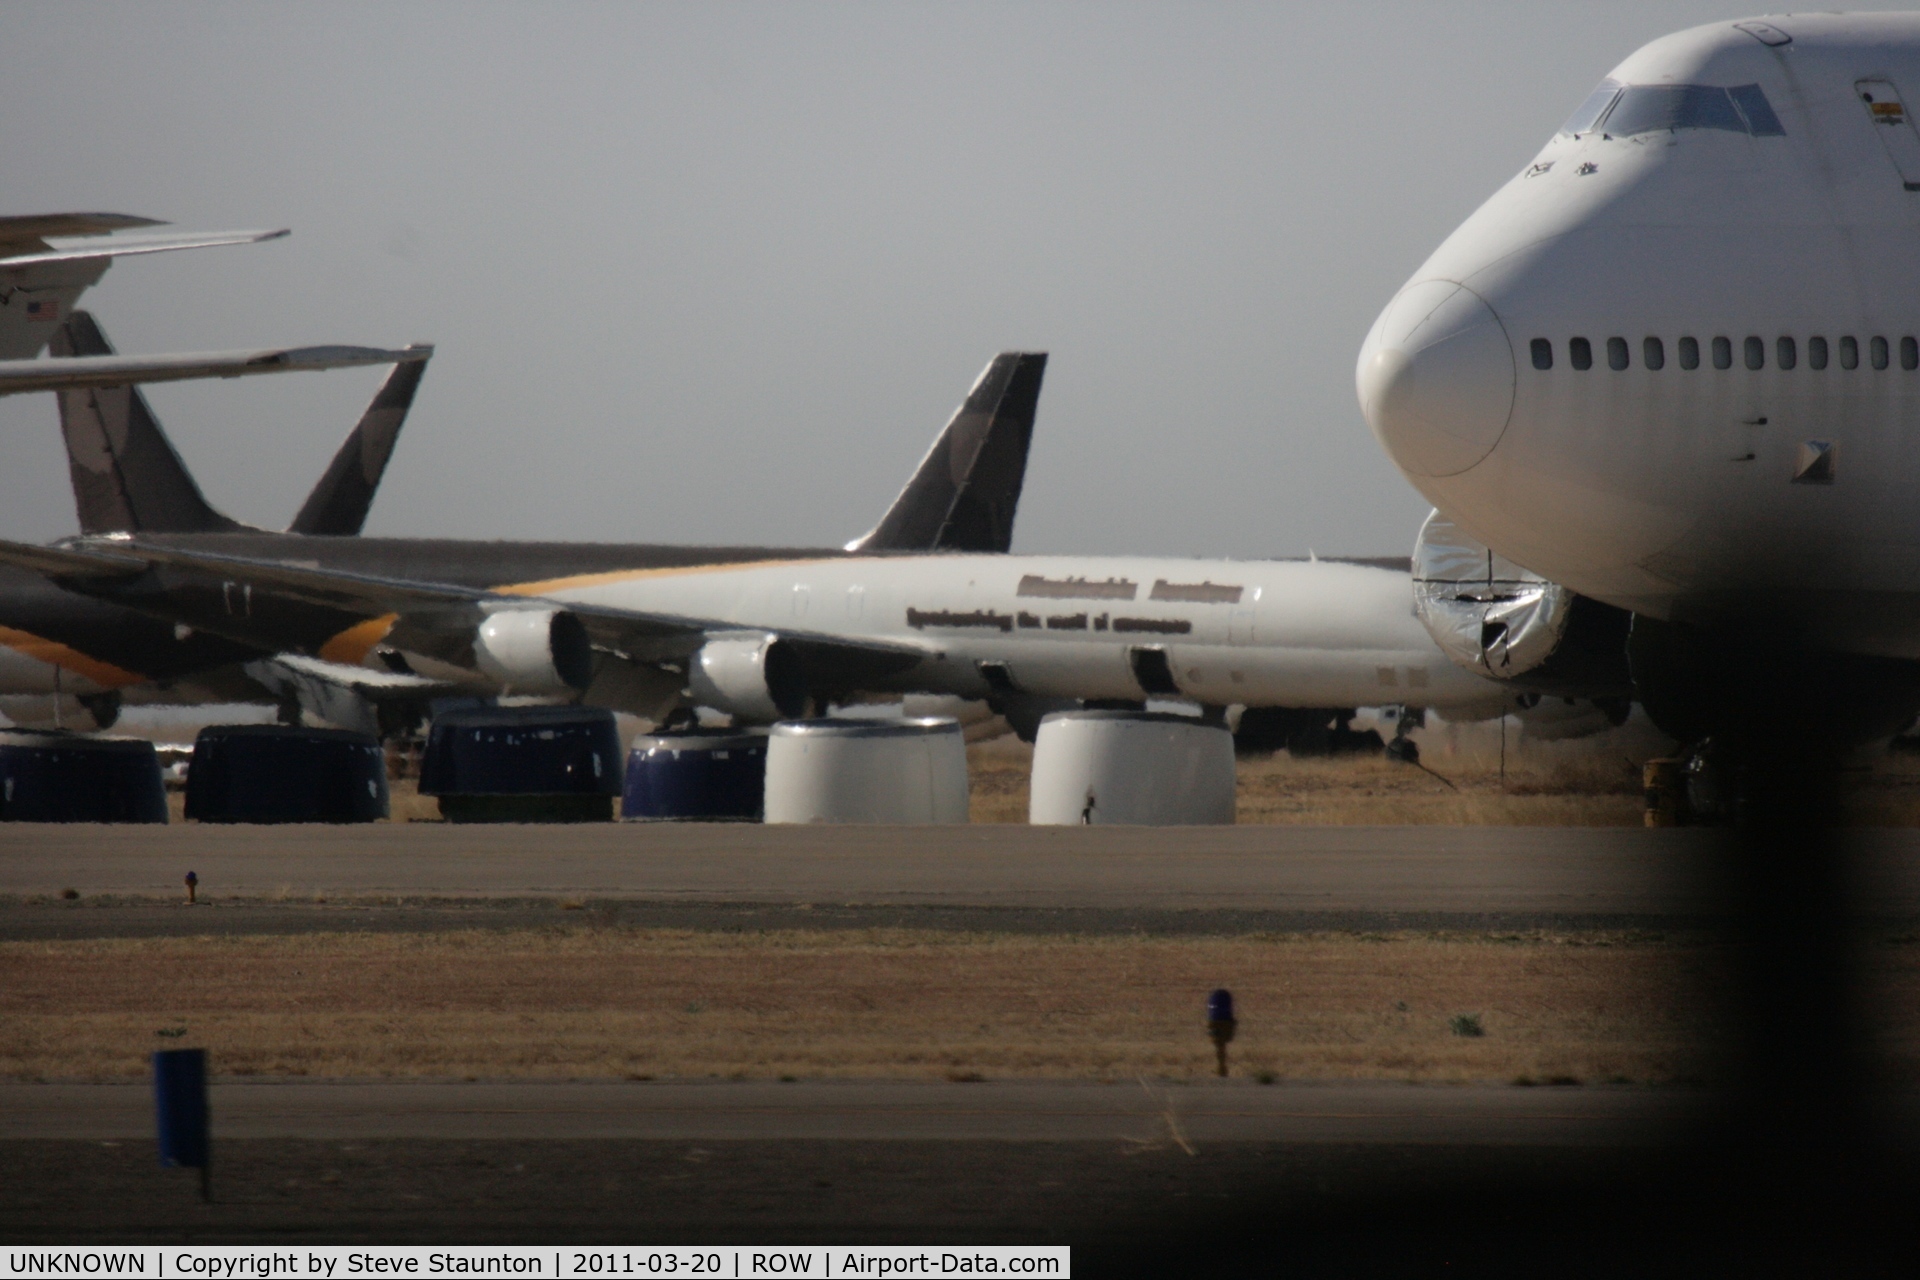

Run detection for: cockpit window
[[1604, 84, 1748, 136], [1727, 84, 1786, 136], [1589, 82, 1786, 139], [1560, 81, 1622, 136]]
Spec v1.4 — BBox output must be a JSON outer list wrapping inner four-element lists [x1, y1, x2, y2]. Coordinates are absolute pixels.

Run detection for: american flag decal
[[24, 300, 58, 322]]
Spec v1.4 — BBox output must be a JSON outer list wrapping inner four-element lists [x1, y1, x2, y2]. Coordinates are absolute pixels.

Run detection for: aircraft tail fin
[[846, 351, 1047, 554], [52, 311, 249, 535], [287, 348, 431, 535]]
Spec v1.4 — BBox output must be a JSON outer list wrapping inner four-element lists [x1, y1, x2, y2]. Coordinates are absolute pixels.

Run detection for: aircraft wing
[[0, 538, 932, 676], [0, 342, 430, 397], [0, 227, 290, 270]]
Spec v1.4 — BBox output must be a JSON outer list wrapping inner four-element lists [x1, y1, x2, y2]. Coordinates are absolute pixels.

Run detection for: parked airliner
[[1358, 13, 1920, 742]]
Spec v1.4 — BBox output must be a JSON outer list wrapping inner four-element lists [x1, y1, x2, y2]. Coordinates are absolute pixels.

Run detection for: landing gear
[[1384, 706, 1424, 765], [1233, 707, 1384, 757]]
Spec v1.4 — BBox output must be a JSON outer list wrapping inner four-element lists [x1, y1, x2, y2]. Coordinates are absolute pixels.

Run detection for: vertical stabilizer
[[846, 351, 1047, 554], [52, 311, 246, 534], [288, 349, 431, 535]]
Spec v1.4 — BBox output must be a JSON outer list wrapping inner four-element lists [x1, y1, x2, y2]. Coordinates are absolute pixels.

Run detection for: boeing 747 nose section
[[1357, 280, 1515, 478]]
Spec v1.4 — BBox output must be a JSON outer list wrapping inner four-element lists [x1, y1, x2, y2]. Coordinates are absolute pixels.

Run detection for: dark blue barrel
[[0, 731, 167, 823], [421, 705, 621, 823], [153, 1048, 208, 1169], [622, 729, 767, 821], [184, 724, 388, 824]]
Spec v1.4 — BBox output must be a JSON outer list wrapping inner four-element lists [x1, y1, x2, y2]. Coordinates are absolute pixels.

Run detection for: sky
[[0, 1, 1780, 559]]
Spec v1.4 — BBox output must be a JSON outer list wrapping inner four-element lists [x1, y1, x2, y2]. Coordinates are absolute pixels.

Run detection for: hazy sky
[[0, 1, 1772, 558]]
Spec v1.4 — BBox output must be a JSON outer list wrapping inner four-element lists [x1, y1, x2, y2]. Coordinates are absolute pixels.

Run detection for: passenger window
[[1841, 336, 1859, 370], [1607, 336, 1629, 371], [1530, 338, 1553, 370], [1777, 337, 1796, 370], [1873, 336, 1890, 370], [1643, 337, 1665, 370], [1570, 337, 1592, 370], [1678, 336, 1700, 370], [1712, 336, 1733, 369], [1904, 336, 1918, 370], [1744, 336, 1765, 370], [1809, 336, 1829, 370]]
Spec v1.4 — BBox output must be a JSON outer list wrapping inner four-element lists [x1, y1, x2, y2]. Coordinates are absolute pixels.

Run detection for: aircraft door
[[1856, 80, 1920, 190], [1228, 586, 1260, 645]]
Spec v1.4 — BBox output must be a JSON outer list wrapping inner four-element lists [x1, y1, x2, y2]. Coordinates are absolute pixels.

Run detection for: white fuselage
[[1358, 14, 1920, 659], [524, 554, 1507, 714]]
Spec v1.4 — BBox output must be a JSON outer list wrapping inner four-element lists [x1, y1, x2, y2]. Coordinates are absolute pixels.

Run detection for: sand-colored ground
[[13, 926, 1914, 1085]]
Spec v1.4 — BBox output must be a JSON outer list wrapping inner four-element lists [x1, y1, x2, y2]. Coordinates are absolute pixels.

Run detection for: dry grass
[[969, 722, 1920, 826], [965, 733, 1648, 826], [0, 926, 1855, 1085]]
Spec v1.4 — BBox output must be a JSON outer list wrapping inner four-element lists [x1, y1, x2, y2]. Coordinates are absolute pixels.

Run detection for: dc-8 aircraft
[[1359, 12, 1920, 745], [0, 356, 1519, 731], [0, 352, 1063, 730]]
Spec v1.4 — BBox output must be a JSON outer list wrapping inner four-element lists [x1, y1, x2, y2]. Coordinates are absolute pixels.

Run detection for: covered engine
[[688, 631, 807, 722], [472, 608, 594, 697], [1412, 509, 1633, 699]]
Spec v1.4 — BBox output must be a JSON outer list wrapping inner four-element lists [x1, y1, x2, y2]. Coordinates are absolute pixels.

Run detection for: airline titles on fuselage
[[906, 575, 1243, 636]]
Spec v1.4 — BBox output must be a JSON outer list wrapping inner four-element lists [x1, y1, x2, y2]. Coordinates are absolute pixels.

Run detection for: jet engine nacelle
[[688, 631, 807, 722], [1412, 509, 1633, 699], [473, 608, 594, 696]]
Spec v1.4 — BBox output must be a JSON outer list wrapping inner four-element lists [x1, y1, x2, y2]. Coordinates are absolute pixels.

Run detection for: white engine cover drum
[[1028, 710, 1235, 826], [763, 717, 969, 824]]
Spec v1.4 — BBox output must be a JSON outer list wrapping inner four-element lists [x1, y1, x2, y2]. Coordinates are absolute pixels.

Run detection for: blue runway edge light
[[153, 1048, 208, 1170]]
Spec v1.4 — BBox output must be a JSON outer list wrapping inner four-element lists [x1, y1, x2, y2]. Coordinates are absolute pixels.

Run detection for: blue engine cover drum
[[420, 705, 623, 824], [420, 705, 622, 797], [0, 731, 167, 823], [623, 729, 767, 822], [185, 724, 388, 824]]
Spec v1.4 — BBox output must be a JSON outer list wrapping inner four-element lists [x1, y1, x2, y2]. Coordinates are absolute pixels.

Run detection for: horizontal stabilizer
[[0, 227, 289, 270], [0, 213, 164, 251], [0, 341, 428, 397]]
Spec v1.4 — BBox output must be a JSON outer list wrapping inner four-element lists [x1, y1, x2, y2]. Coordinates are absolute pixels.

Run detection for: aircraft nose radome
[[1357, 280, 1516, 478]]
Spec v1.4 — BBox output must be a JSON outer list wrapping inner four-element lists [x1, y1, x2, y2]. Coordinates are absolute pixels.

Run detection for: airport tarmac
[[6, 1085, 1917, 1267], [0, 822, 1731, 916], [0, 1079, 1700, 1145], [5, 822, 1919, 921]]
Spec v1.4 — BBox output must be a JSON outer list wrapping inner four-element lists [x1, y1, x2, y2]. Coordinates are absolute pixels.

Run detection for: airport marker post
[[1206, 988, 1236, 1077], [184, 870, 197, 904], [154, 1047, 211, 1201]]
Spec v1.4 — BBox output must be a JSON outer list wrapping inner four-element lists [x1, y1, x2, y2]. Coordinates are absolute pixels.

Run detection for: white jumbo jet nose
[[1356, 279, 1516, 478]]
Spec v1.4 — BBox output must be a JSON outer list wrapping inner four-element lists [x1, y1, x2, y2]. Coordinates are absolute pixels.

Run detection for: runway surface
[[0, 1080, 1697, 1145], [5, 822, 1919, 921], [0, 823, 1726, 913]]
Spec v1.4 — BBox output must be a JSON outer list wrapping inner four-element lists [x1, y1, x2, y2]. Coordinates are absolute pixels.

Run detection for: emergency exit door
[[1857, 79, 1920, 190]]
